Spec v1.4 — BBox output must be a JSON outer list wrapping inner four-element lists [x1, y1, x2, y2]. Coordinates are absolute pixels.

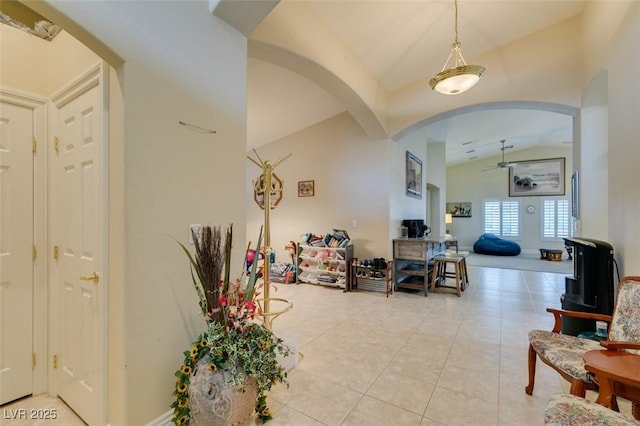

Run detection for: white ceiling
[[246, 1, 584, 164]]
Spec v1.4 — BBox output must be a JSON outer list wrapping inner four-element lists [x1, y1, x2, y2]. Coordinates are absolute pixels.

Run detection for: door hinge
[[53, 245, 59, 261], [32, 137, 37, 154], [32, 245, 37, 261], [53, 354, 58, 369], [32, 353, 36, 369], [54, 136, 60, 154]]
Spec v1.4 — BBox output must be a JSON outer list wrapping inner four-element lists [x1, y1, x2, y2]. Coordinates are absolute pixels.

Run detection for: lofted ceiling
[[4, 0, 580, 166], [247, 0, 583, 165]]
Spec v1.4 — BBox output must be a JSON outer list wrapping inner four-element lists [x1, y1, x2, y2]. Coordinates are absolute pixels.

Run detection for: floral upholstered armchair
[[526, 276, 640, 398], [544, 394, 640, 426]]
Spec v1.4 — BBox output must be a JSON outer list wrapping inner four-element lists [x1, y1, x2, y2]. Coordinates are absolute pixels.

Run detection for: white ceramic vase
[[188, 355, 257, 426]]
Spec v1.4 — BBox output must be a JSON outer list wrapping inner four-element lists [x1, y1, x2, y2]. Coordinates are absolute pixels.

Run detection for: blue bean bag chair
[[473, 233, 521, 256]]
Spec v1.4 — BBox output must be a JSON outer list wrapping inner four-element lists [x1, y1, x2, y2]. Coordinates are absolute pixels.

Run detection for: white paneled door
[[50, 65, 106, 425], [0, 100, 34, 405]]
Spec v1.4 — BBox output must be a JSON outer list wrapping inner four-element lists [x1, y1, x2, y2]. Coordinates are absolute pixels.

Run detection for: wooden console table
[[583, 349, 640, 420], [393, 237, 445, 296]]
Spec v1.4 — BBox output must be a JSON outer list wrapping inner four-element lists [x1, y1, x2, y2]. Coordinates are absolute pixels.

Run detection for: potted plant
[[172, 224, 290, 425]]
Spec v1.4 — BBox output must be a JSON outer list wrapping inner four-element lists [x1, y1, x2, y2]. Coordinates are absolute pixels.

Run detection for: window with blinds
[[483, 199, 520, 238], [542, 198, 571, 239]]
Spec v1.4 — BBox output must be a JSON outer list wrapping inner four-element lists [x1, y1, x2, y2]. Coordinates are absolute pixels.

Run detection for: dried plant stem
[[193, 226, 224, 324]]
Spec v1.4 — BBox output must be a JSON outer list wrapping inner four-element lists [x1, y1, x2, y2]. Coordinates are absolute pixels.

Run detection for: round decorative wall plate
[[253, 172, 283, 210]]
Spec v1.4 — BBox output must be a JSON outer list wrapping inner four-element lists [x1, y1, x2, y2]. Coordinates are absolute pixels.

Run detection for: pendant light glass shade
[[429, 2, 485, 95]]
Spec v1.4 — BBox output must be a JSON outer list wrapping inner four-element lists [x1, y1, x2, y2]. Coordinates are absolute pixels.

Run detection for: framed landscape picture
[[406, 151, 422, 199], [509, 157, 565, 197]]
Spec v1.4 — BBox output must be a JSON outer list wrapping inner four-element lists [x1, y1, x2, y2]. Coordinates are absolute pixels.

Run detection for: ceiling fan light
[[429, 65, 485, 95]]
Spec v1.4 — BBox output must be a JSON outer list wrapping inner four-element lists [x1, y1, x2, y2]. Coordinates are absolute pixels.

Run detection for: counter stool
[[431, 254, 468, 297]]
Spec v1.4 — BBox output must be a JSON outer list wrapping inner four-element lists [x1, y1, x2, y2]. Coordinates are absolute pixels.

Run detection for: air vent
[[465, 150, 475, 154]]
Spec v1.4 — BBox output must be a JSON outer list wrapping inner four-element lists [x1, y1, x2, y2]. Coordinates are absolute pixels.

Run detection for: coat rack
[[247, 149, 293, 330]]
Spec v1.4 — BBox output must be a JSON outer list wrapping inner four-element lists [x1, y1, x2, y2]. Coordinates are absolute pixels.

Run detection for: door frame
[[47, 62, 109, 424], [0, 87, 48, 396]]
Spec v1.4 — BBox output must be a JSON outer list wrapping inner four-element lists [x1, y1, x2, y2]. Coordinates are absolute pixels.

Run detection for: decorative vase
[[188, 355, 258, 426]]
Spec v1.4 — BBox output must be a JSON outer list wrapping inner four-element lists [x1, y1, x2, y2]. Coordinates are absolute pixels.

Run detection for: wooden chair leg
[[611, 395, 619, 413], [595, 377, 614, 408], [569, 379, 587, 398], [430, 260, 439, 292], [525, 344, 537, 395], [632, 401, 640, 420], [460, 258, 469, 290]]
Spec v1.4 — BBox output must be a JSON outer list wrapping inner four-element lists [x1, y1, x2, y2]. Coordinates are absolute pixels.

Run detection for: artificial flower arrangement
[[171, 224, 290, 425]]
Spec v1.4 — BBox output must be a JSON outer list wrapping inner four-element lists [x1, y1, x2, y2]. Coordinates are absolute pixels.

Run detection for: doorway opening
[[0, 5, 115, 424]]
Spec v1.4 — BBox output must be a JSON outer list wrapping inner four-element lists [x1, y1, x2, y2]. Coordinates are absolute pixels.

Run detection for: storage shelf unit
[[350, 258, 393, 297], [297, 244, 354, 291], [393, 238, 445, 296]]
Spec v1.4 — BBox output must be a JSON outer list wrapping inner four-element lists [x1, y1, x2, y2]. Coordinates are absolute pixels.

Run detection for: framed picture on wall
[[298, 180, 314, 197], [446, 202, 472, 218], [571, 171, 579, 218], [509, 157, 565, 197], [406, 151, 422, 199]]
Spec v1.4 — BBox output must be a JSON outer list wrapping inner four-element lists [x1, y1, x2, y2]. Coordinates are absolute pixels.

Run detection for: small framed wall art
[[446, 202, 472, 218], [298, 180, 314, 197], [406, 151, 422, 199]]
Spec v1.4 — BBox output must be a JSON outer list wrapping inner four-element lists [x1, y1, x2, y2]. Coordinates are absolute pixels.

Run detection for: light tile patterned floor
[[1, 394, 85, 425], [3, 265, 632, 425]]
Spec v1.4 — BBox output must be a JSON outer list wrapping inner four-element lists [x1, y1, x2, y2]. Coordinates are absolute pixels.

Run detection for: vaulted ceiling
[[246, 0, 583, 165]]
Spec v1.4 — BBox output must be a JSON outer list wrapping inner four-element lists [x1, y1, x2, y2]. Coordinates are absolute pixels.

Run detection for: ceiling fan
[[483, 139, 518, 171]]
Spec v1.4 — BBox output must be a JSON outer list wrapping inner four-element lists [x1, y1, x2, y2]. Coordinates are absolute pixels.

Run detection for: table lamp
[[445, 214, 453, 236]]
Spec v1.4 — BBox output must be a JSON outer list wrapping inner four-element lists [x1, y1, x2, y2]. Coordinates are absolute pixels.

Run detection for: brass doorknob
[[80, 272, 100, 284]]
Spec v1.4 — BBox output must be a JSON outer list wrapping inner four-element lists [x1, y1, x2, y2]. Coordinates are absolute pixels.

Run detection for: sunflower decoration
[[171, 332, 209, 424], [171, 225, 290, 425]]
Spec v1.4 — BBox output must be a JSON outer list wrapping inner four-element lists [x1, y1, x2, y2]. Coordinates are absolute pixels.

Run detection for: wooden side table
[[444, 236, 458, 253], [583, 349, 640, 420]]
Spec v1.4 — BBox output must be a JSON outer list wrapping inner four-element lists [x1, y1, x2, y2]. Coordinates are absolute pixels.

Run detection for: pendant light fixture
[[429, 0, 485, 95]]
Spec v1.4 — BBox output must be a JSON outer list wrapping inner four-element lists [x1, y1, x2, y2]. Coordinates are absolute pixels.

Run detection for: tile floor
[[1, 394, 85, 425], [3, 265, 631, 425]]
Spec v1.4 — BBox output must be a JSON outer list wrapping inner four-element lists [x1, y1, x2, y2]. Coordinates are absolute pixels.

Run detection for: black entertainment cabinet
[[561, 237, 615, 335]]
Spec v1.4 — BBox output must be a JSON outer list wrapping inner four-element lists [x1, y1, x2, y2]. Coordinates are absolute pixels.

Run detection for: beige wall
[[0, 25, 49, 96], [0, 25, 99, 96], [48, 31, 102, 94], [579, 71, 608, 241], [0, 25, 98, 97], [390, 130, 428, 237], [426, 142, 447, 237], [581, 1, 639, 276], [247, 112, 393, 261]]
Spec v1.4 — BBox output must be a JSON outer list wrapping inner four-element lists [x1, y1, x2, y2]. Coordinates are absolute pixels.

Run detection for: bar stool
[[431, 253, 469, 296]]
